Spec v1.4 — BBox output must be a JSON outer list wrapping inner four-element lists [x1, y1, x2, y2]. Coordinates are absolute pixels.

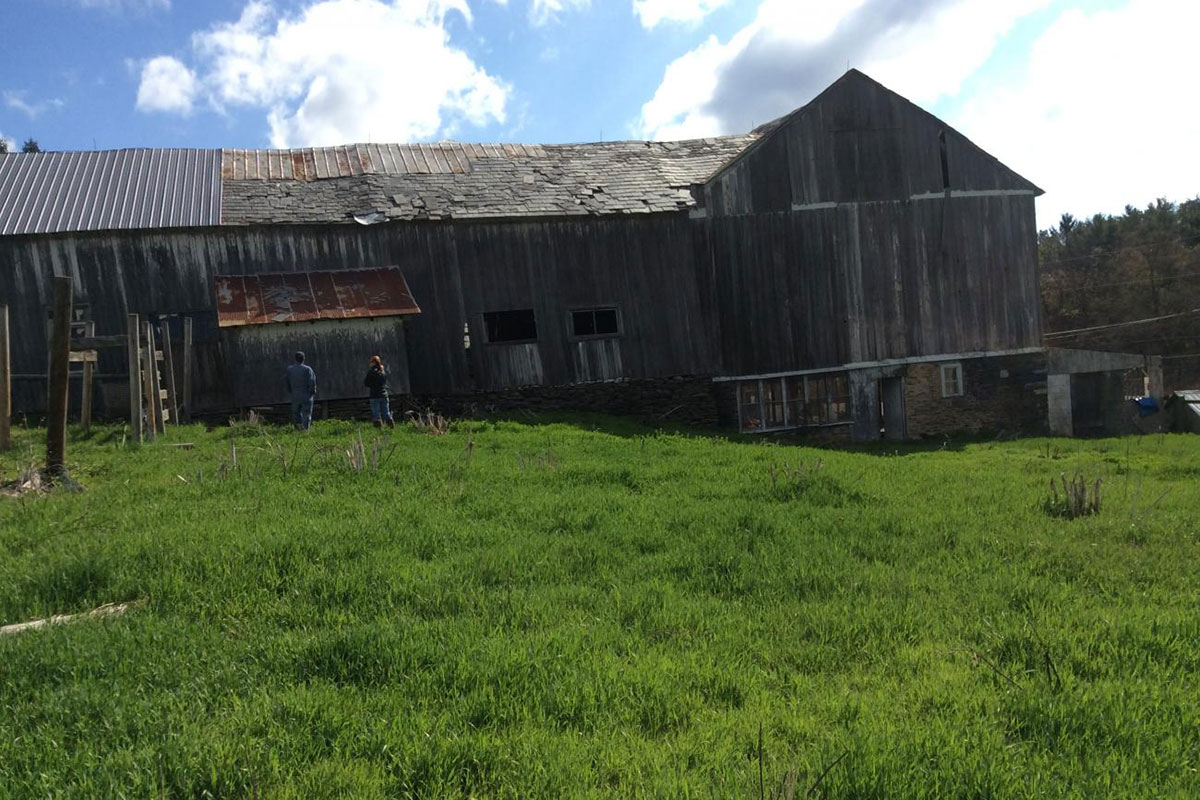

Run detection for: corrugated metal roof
[[0, 149, 221, 236], [214, 267, 421, 328]]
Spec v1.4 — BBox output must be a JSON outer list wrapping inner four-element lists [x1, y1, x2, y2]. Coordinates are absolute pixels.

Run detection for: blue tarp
[[1135, 396, 1160, 416]]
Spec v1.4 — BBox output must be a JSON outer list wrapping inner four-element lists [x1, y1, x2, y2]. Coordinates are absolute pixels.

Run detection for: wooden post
[[161, 320, 179, 426], [126, 314, 143, 443], [80, 321, 95, 432], [181, 316, 193, 423], [141, 322, 157, 441], [0, 305, 10, 452], [46, 277, 72, 474]]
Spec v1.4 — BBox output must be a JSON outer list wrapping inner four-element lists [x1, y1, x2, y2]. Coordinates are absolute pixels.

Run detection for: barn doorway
[[880, 376, 907, 440]]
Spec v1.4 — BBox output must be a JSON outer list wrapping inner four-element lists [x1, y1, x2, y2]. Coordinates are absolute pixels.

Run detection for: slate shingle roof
[[219, 136, 760, 225]]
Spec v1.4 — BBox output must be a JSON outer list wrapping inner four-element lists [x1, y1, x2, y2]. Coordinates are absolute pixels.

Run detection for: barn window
[[483, 309, 538, 343], [571, 307, 620, 338], [941, 362, 963, 397], [738, 382, 762, 431], [737, 373, 851, 432]]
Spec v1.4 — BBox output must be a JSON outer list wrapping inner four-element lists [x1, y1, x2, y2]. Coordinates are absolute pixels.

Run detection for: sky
[[0, 0, 1196, 228]]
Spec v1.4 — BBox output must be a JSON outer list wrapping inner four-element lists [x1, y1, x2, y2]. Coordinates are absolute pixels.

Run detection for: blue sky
[[1, 0, 1195, 226]]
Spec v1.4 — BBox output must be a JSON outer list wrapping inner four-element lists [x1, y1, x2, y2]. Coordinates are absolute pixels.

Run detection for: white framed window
[[737, 373, 852, 433], [940, 362, 963, 397]]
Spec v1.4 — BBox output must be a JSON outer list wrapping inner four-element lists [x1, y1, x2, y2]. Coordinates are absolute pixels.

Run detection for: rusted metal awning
[[214, 267, 420, 328]]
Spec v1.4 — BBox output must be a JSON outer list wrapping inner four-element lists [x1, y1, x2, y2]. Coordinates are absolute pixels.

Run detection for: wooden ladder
[[140, 321, 179, 438]]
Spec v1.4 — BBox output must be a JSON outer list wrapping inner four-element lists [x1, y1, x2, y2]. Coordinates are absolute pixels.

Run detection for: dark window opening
[[483, 309, 537, 343], [571, 307, 619, 338], [737, 373, 852, 433], [938, 130, 950, 190]]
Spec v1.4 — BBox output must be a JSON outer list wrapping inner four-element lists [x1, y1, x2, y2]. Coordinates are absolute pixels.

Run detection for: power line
[[1044, 308, 1200, 338]]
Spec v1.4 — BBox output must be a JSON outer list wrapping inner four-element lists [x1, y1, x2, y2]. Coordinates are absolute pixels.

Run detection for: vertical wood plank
[[142, 322, 158, 441], [161, 320, 179, 426], [46, 276, 73, 474], [80, 320, 95, 432], [0, 305, 10, 452], [181, 316, 193, 423], [127, 313, 142, 442]]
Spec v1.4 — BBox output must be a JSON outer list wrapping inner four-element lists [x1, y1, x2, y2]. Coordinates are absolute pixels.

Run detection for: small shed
[[214, 267, 420, 408], [1166, 390, 1200, 434]]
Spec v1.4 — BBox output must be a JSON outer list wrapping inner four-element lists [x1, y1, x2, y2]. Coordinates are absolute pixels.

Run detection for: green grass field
[[1, 417, 1197, 798]]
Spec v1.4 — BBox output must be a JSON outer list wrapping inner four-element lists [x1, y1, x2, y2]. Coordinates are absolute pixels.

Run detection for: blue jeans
[[291, 397, 314, 430], [369, 396, 392, 423]]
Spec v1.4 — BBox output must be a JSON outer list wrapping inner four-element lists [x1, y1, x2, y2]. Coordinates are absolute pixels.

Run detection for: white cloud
[[637, 0, 1046, 139], [3, 91, 66, 119], [0, 133, 15, 153], [633, 0, 728, 29], [529, 0, 589, 26], [135, 56, 199, 114], [138, 0, 509, 147], [951, 0, 1200, 227]]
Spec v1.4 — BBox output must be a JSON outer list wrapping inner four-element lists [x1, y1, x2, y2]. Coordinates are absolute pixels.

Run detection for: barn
[[0, 70, 1158, 440]]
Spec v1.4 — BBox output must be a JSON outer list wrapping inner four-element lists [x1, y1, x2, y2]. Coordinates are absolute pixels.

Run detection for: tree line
[[1038, 197, 1200, 391], [0, 138, 41, 153]]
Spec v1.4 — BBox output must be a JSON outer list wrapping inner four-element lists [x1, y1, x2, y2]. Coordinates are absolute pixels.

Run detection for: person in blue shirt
[[284, 351, 317, 431], [363, 355, 395, 428]]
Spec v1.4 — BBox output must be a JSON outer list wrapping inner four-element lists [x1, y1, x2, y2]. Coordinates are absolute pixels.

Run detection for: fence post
[[46, 277, 72, 474], [80, 320, 95, 432]]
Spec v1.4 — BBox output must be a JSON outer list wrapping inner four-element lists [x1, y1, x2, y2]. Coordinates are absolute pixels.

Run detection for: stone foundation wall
[[904, 353, 1048, 438], [217, 375, 720, 429]]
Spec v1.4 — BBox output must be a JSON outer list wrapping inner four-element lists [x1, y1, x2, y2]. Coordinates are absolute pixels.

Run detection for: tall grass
[[0, 418, 1197, 798]]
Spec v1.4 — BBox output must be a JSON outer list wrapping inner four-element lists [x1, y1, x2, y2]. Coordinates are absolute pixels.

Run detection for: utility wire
[[1044, 308, 1200, 338]]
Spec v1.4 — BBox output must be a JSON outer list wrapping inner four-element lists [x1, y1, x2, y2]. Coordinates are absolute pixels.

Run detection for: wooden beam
[[68, 351, 99, 363], [148, 323, 166, 434], [181, 316, 193, 423], [80, 321, 95, 432], [0, 305, 10, 452], [126, 314, 142, 443], [141, 322, 157, 441], [0, 600, 144, 637], [161, 322, 179, 426], [70, 335, 127, 351], [46, 277, 72, 474]]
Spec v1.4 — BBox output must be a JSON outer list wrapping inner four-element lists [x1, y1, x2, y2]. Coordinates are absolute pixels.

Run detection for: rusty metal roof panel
[[215, 267, 420, 328], [332, 271, 371, 319], [0, 149, 221, 236], [308, 271, 345, 320]]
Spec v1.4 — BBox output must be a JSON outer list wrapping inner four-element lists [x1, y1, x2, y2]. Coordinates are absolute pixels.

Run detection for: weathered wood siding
[[704, 70, 1039, 216], [0, 215, 711, 412], [697, 194, 1040, 375], [226, 317, 410, 407]]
